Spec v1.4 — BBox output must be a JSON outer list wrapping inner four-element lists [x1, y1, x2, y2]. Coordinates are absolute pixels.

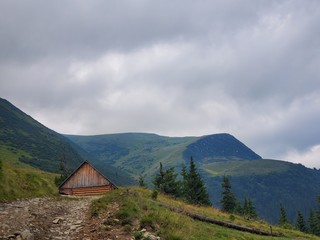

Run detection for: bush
[[229, 214, 235, 221]]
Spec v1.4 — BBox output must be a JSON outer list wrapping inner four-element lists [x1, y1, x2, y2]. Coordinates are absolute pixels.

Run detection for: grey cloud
[[1, 0, 320, 167]]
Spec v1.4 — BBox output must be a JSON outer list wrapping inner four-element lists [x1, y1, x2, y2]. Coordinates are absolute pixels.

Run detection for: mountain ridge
[[0, 98, 134, 186], [1, 98, 320, 224], [65, 132, 320, 224]]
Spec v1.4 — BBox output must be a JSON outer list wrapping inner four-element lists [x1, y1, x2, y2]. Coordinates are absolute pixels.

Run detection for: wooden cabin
[[59, 161, 117, 196]]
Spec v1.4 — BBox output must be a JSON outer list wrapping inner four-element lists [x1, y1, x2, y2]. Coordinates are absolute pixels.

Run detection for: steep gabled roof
[[58, 160, 118, 189]]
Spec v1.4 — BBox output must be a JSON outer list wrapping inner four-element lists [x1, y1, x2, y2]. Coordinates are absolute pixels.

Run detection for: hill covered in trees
[[67, 133, 320, 224]]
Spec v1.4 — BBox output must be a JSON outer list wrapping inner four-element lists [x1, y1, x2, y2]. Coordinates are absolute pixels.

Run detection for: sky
[[0, 0, 320, 168]]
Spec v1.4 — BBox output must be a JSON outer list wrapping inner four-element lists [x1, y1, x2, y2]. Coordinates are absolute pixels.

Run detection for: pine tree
[[186, 157, 211, 205], [220, 175, 236, 213], [153, 163, 180, 197], [162, 167, 180, 196], [309, 209, 318, 235], [296, 211, 307, 233], [139, 174, 146, 187], [153, 162, 165, 191], [234, 200, 243, 215], [279, 203, 289, 227], [240, 197, 257, 219], [316, 196, 320, 235], [180, 163, 188, 198]]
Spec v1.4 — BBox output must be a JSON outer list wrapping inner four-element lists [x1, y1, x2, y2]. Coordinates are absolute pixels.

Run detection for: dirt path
[[0, 195, 158, 240], [0, 196, 100, 240]]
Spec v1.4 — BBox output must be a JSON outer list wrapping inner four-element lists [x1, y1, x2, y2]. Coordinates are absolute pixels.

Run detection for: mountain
[[66, 132, 261, 177], [0, 98, 84, 172], [66, 133, 197, 178], [66, 133, 320, 224], [183, 133, 262, 162], [2, 98, 320, 224], [0, 98, 134, 186]]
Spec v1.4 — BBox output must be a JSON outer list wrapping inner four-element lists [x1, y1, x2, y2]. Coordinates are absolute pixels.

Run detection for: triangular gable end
[[59, 160, 117, 196]]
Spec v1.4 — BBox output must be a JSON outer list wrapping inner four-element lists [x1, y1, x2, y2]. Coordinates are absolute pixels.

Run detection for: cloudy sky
[[1, 0, 320, 168]]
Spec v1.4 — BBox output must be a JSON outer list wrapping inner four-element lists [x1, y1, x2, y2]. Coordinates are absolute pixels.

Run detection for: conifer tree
[[220, 175, 236, 213], [316, 196, 320, 235], [153, 163, 180, 197], [243, 197, 257, 220], [234, 200, 243, 215], [308, 209, 318, 235], [186, 157, 211, 205], [180, 163, 188, 198], [153, 162, 165, 191], [139, 174, 146, 187], [296, 211, 307, 233], [279, 203, 289, 226], [162, 167, 180, 197]]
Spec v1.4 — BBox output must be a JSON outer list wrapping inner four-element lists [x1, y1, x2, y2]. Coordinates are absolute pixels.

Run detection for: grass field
[[91, 187, 319, 240], [203, 159, 290, 177]]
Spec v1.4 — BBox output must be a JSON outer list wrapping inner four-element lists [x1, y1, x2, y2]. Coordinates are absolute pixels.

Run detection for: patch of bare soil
[[0, 196, 94, 239], [0, 196, 159, 240]]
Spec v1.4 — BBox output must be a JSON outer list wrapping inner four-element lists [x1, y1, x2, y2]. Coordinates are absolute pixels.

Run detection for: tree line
[[279, 198, 320, 235], [220, 175, 257, 220], [141, 156, 258, 221], [149, 157, 211, 206]]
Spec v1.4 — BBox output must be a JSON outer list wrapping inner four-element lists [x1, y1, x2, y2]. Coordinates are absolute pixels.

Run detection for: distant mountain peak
[[183, 133, 262, 162]]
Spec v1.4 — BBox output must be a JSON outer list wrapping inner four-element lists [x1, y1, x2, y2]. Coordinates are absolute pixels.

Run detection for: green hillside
[[91, 187, 319, 240], [2, 97, 320, 226], [0, 145, 58, 201], [0, 98, 83, 173], [66, 133, 320, 224], [66, 133, 197, 180], [0, 98, 135, 187]]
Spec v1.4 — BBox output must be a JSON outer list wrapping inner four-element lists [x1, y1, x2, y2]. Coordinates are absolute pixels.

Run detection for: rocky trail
[[0, 196, 140, 240]]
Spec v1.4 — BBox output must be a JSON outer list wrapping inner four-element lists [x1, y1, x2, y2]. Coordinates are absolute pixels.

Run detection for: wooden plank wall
[[62, 162, 110, 188], [72, 186, 112, 196]]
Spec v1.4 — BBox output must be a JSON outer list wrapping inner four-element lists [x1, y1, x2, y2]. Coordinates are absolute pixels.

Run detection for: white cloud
[[283, 145, 320, 169]]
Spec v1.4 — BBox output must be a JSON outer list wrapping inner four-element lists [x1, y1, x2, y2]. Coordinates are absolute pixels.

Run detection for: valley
[[1, 97, 320, 237]]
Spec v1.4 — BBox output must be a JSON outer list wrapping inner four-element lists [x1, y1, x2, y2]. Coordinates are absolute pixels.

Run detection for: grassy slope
[[0, 98, 84, 173], [203, 159, 290, 176], [0, 146, 58, 201], [66, 133, 197, 180], [91, 187, 318, 240]]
